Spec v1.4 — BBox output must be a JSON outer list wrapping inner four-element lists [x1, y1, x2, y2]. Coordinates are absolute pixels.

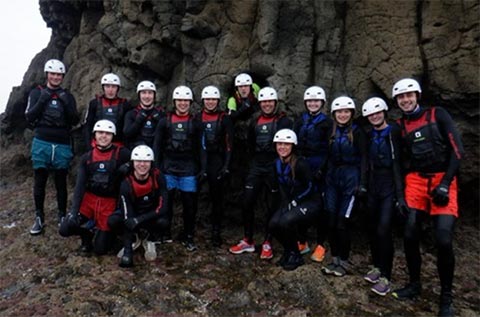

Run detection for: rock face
[[0, 1, 479, 200]]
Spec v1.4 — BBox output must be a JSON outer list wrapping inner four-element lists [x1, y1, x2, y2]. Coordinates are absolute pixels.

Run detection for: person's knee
[[435, 228, 453, 250]]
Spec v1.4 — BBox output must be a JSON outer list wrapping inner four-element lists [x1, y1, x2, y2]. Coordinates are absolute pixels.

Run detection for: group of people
[[24, 58, 464, 317]]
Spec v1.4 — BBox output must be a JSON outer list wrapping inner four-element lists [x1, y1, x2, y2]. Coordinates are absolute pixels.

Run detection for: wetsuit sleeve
[[119, 179, 135, 219], [115, 147, 132, 181], [70, 153, 89, 213], [320, 117, 334, 173], [195, 117, 207, 173], [123, 108, 143, 138], [83, 99, 97, 147], [247, 119, 256, 154], [25, 88, 47, 124], [63, 91, 80, 126], [354, 126, 369, 188], [390, 123, 405, 199], [222, 115, 234, 169], [435, 107, 464, 186], [293, 158, 315, 203]]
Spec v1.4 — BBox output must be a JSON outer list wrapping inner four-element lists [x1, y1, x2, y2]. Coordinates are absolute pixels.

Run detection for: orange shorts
[[404, 172, 458, 217], [79, 192, 117, 231]]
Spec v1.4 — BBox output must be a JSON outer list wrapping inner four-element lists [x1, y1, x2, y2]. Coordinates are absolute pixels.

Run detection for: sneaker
[[364, 267, 381, 284], [283, 251, 305, 271], [143, 240, 157, 261], [57, 211, 66, 227], [438, 292, 454, 317], [119, 251, 133, 268], [182, 236, 197, 252], [297, 241, 310, 255], [332, 264, 347, 277], [392, 282, 422, 301], [310, 245, 326, 262], [229, 238, 255, 254], [162, 233, 173, 244], [371, 277, 391, 296], [322, 257, 340, 275], [260, 241, 273, 260], [30, 217, 44, 235]]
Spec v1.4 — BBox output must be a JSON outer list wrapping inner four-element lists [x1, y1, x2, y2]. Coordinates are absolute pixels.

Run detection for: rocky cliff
[[0, 1, 479, 316]]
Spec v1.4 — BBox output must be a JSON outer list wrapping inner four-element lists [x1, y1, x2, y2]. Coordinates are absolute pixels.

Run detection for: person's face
[[133, 160, 151, 178], [103, 84, 119, 99], [367, 111, 386, 128], [305, 99, 323, 114], [260, 100, 276, 115], [203, 98, 219, 112], [334, 109, 353, 125], [139, 90, 155, 107], [276, 142, 293, 160], [175, 99, 191, 115], [237, 85, 251, 98], [94, 131, 114, 147], [46, 72, 63, 88], [396, 92, 418, 113]]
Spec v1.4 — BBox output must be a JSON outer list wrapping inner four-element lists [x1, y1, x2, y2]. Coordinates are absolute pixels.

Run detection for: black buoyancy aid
[[134, 105, 163, 145], [234, 90, 257, 111], [298, 112, 329, 156], [330, 124, 360, 166], [255, 114, 282, 153], [165, 113, 194, 153], [201, 111, 225, 152], [95, 95, 126, 125], [127, 169, 160, 214], [37, 86, 67, 128], [398, 107, 448, 168], [369, 125, 394, 169], [86, 145, 120, 196]]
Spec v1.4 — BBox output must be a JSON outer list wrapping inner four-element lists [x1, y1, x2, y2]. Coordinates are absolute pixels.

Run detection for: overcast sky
[[0, 1, 51, 113]]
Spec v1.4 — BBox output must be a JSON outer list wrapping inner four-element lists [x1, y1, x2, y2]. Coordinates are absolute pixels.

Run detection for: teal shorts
[[31, 137, 73, 170]]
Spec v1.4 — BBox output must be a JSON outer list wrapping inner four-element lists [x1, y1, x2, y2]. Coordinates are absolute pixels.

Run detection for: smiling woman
[[0, 0, 51, 113]]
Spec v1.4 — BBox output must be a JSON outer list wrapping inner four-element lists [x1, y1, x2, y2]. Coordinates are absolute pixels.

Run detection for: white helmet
[[235, 73, 253, 86], [44, 59, 66, 74], [392, 78, 422, 98], [92, 119, 116, 135], [101, 73, 121, 86], [273, 129, 298, 145], [201, 85, 220, 99], [131, 145, 154, 161], [362, 97, 388, 117], [258, 87, 278, 102], [304, 86, 326, 102], [331, 96, 356, 113], [173, 85, 193, 100], [137, 81, 156, 93]]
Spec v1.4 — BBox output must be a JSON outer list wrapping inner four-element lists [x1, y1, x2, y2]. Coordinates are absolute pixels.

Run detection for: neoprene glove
[[118, 162, 131, 176], [124, 217, 140, 231], [196, 171, 207, 184], [135, 110, 148, 123], [38, 89, 52, 104], [151, 111, 161, 122], [56, 89, 70, 105], [395, 197, 410, 217], [431, 183, 449, 206]]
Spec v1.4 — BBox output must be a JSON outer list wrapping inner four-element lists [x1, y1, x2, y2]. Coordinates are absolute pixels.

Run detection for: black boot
[[57, 210, 66, 227], [438, 290, 454, 317], [30, 210, 44, 235], [282, 251, 305, 271], [275, 249, 290, 267], [392, 281, 422, 300], [119, 247, 133, 268], [79, 231, 94, 254]]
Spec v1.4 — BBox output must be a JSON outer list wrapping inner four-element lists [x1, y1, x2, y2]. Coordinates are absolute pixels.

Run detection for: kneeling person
[[59, 120, 130, 255], [111, 145, 169, 268]]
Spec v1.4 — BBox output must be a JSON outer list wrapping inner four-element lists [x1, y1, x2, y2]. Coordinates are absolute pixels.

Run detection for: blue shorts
[[164, 174, 197, 192], [31, 137, 73, 170]]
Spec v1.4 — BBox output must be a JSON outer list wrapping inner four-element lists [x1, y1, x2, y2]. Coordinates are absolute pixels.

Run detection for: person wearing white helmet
[[227, 72, 261, 122], [105, 145, 169, 268], [152, 85, 206, 251], [293, 85, 333, 262], [229, 86, 292, 260], [196, 85, 234, 247], [59, 119, 131, 256], [83, 73, 130, 149], [390, 79, 464, 317], [321, 96, 368, 278], [359, 97, 405, 296], [268, 129, 322, 271], [25, 58, 80, 236], [123, 80, 164, 149]]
